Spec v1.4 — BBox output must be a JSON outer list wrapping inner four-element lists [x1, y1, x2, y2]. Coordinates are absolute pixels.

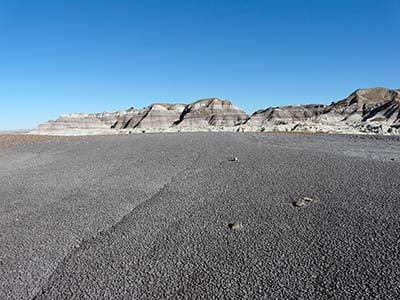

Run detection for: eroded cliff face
[[31, 98, 249, 135], [35, 110, 137, 135], [244, 87, 400, 134], [325, 88, 400, 133], [124, 104, 187, 129], [175, 98, 249, 128], [31, 87, 400, 135], [246, 104, 326, 127]]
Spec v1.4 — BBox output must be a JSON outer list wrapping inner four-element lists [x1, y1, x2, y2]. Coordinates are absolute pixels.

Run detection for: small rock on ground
[[293, 196, 315, 208]]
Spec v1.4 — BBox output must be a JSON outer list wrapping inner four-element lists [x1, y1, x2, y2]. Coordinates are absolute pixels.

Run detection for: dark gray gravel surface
[[1, 133, 399, 299]]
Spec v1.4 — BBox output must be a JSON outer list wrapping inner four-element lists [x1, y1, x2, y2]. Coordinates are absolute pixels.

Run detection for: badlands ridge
[[31, 87, 400, 135]]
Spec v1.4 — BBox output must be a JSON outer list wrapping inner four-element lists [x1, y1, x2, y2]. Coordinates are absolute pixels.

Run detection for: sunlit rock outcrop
[[31, 87, 400, 135], [175, 98, 249, 128], [244, 87, 400, 134]]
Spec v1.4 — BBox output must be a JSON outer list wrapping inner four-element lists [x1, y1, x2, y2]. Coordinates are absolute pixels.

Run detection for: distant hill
[[0, 129, 31, 134], [31, 87, 400, 135]]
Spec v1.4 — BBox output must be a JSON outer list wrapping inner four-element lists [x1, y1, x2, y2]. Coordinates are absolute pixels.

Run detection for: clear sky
[[0, 0, 399, 130]]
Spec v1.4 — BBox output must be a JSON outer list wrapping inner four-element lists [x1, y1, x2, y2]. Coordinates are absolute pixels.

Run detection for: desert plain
[[0, 132, 399, 299]]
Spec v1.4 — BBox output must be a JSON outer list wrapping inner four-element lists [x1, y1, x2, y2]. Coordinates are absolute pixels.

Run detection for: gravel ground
[[0, 134, 72, 148], [1, 133, 399, 299]]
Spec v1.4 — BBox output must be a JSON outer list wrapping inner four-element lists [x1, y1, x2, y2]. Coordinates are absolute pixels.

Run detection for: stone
[[293, 196, 315, 208], [228, 223, 243, 231]]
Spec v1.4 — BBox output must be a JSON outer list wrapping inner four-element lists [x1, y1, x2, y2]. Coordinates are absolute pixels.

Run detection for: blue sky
[[0, 0, 399, 130]]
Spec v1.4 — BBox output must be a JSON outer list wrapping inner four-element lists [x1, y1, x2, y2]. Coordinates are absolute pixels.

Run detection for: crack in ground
[[31, 152, 202, 300]]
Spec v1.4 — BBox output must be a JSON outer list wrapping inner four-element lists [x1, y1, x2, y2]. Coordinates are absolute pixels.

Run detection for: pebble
[[228, 222, 243, 231], [293, 196, 315, 208]]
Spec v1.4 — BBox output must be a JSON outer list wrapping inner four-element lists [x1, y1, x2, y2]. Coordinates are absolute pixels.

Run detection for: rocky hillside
[[175, 98, 249, 128], [31, 87, 400, 135], [31, 98, 249, 135], [246, 87, 400, 134]]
